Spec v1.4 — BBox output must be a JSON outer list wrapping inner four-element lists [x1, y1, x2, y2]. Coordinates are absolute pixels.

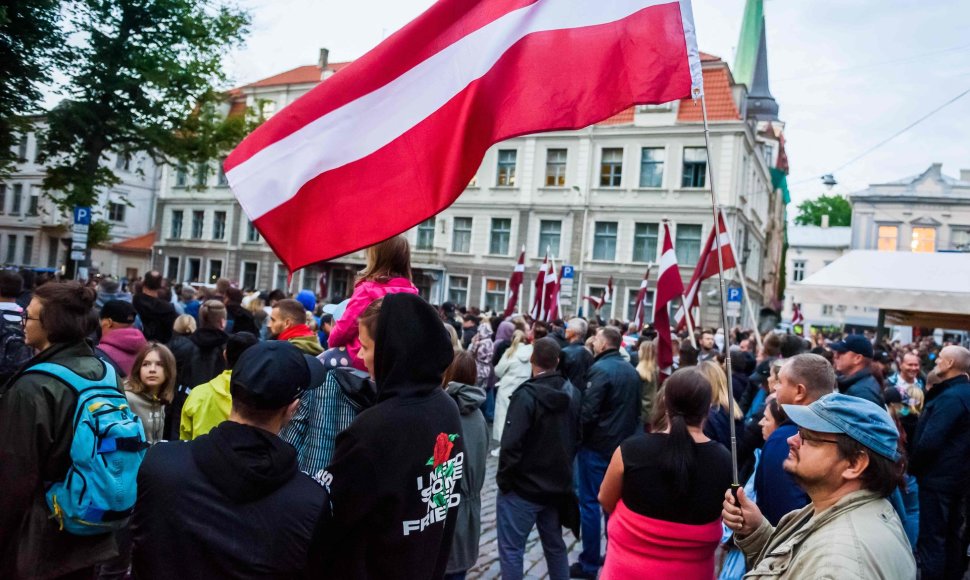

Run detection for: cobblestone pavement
[[466, 442, 605, 580]]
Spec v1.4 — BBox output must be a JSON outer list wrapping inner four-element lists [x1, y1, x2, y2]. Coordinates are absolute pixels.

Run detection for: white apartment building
[[1, 120, 160, 279]]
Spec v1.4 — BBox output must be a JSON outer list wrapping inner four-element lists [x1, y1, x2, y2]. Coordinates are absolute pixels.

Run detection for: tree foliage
[[793, 194, 852, 227], [0, 0, 65, 177], [40, 0, 251, 211]]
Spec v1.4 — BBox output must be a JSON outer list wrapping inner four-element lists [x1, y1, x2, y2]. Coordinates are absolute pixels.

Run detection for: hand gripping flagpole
[[696, 87, 740, 490]]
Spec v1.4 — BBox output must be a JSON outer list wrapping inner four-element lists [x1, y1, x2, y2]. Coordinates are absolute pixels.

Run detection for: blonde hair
[[906, 386, 924, 414], [173, 314, 196, 335], [636, 340, 657, 382], [126, 343, 177, 404], [443, 323, 461, 352], [698, 360, 742, 420], [504, 330, 527, 359]]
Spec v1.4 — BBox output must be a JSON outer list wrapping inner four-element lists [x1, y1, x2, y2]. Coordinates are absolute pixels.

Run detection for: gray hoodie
[[445, 381, 488, 574]]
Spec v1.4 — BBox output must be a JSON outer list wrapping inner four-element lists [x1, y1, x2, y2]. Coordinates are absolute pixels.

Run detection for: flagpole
[[681, 295, 699, 349], [698, 91, 739, 489], [720, 210, 764, 350]]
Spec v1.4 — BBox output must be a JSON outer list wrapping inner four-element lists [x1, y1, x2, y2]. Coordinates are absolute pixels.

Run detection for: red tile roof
[[244, 62, 351, 88], [598, 107, 635, 125], [676, 64, 741, 122], [111, 231, 155, 253]]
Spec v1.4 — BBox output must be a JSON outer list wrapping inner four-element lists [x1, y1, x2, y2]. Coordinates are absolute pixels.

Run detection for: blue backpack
[[29, 361, 149, 535]]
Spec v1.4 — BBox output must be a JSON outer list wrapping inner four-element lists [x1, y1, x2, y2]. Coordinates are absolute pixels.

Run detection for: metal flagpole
[[720, 210, 764, 350], [698, 90, 740, 489], [681, 295, 698, 349]]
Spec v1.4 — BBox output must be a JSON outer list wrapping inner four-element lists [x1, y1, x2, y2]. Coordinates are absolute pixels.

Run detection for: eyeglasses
[[21, 311, 40, 327], [797, 428, 840, 446]]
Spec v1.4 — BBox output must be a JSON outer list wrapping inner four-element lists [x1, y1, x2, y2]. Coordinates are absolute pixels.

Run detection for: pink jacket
[[328, 277, 418, 370]]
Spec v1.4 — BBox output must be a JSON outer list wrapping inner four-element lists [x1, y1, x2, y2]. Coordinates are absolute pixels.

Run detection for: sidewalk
[[466, 446, 605, 579]]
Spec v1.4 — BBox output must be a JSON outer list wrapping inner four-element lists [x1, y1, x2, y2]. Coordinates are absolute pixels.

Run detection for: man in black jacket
[[132, 271, 177, 343], [560, 317, 592, 393], [831, 334, 882, 407], [131, 340, 330, 579], [321, 293, 464, 580], [497, 337, 578, 580], [572, 326, 641, 579], [911, 345, 970, 580]]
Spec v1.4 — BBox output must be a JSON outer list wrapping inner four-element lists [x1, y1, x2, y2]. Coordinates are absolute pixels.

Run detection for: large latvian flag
[[225, 0, 704, 272]]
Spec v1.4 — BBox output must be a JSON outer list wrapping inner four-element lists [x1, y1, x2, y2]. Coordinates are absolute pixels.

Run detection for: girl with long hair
[[598, 367, 733, 578], [492, 330, 533, 447], [125, 342, 177, 444], [697, 360, 743, 452], [636, 340, 658, 427]]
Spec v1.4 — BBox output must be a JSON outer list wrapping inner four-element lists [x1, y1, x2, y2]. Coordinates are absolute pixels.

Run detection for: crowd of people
[[0, 235, 968, 580]]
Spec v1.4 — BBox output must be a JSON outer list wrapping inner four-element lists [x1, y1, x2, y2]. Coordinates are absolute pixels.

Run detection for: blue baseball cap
[[783, 393, 900, 460], [829, 334, 873, 359]]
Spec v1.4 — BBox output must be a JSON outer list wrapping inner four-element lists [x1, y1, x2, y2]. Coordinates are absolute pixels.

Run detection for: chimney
[[961, 169, 970, 183], [318, 47, 329, 71], [821, 214, 830, 229]]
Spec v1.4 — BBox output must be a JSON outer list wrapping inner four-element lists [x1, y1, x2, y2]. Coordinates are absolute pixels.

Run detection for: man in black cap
[[95, 300, 146, 378], [830, 334, 882, 407], [131, 341, 330, 579]]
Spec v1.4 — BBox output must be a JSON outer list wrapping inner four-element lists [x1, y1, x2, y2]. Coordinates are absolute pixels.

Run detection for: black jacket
[[497, 371, 578, 504], [227, 303, 259, 335], [323, 293, 463, 580], [910, 374, 970, 493], [167, 328, 229, 439], [0, 342, 120, 579], [132, 293, 178, 343], [560, 341, 593, 393], [837, 368, 883, 408], [131, 422, 329, 579], [581, 349, 641, 457]]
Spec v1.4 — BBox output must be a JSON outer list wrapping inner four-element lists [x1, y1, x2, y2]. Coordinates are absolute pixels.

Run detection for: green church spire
[[733, 0, 764, 89]]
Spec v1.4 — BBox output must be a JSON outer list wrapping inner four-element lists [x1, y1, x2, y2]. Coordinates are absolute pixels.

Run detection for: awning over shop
[[789, 250, 970, 325]]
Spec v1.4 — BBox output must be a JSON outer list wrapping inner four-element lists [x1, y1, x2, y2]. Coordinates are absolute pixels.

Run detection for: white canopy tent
[[789, 250, 970, 330]]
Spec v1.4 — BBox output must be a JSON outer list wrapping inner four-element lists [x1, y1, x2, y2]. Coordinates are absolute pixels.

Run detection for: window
[[545, 149, 567, 186], [489, 218, 511, 255], [414, 272, 433, 302], [6, 235, 16, 264], [208, 259, 223, 283], [452, 217, 472, 253], [792, 259, 806, 282], [822, 305, 834, 316], [633, 223, 659, 263], [877, 225, 898, 252], [187, 258, 201, 283], [952, 228, 970, 251], [484, 279, 507, 313], [11, 184, 22, 215], [191, 210, 204, 239], [627, 288, 654, 324], [416, 218, 435, 250], [194, 163, 208, 187], [588, 285, 611, 315], [115, 153, 130, 171], [331, 269, 351, 301], [171, 210, 183, 239], [217, 159, 228, 186], [301, 267, 318, 291], [33, 134, 44, 163], [763, 144, 774, 168], [166, 256, 180, 280], [682, 147, 707, 188], [600, 148, 623, 187], [538, 220, 561, 258], [47, 237, 59, 267], [246, 220, 260, 242], [675, 224, 703, 264], [17, 134, 28, 160], [213, 211, 226, 240], [175, 164, 188, 187], [108, 202, 125, 222], [274, 264, 288, 292], [911, 227, 935, 253], [592, 221, 618, 261], [22, 236, 33, 265], [639, 147, 664, 187], [0, 184, 5, 214], [448, 276, 469, 306], [496, 149, 517, 186], [27, 195, 39, 216]]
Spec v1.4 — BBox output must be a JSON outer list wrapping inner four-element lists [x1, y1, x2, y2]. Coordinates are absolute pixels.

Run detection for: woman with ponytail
[[597, 367, 734, 579]]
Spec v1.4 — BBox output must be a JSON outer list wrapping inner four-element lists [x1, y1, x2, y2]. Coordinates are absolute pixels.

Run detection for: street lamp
[[821, 174, 837, 190]]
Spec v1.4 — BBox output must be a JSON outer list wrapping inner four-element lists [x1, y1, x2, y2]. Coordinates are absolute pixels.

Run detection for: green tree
[[0, 0, 65, 177], [39, 0, 251, 225], [793, 194, 852, 227]]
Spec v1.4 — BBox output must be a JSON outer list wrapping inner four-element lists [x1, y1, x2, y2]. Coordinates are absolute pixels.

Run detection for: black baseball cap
[[230, 341, 327, 410], [830, 334, 873, 359], [100, 300, 137, 324]]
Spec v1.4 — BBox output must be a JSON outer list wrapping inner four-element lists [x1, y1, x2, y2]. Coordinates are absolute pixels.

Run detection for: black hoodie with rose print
[[322, 293, 464, 580]]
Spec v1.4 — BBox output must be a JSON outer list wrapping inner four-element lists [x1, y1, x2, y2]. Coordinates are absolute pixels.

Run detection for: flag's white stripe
[[678, 0, 704, 97], [227, 0, 682, 220], [658, 248, 679, 273], [514, 265, 525, 272]]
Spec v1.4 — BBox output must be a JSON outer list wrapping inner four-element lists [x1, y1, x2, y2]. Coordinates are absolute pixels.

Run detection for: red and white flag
[[504, 246, 526, 317], [655, 223, 685, 380], [541, 256, 559, 322], [529, 253, 549, 320], [674, 210, 736, 331], [633, 267, 652, 329], [791, 303, 804, 326], [225, 0, 703, 273]]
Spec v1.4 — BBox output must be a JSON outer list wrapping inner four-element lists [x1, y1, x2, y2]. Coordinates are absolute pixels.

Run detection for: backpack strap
[[25, 361, 123, 426]]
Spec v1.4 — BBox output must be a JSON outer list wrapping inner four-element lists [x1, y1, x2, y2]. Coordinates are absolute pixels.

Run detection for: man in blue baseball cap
[[830, 334, 883, 407], [722, 393, 916, 578]]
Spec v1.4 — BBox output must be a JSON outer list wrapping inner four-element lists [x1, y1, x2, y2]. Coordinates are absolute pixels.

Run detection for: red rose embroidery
[[432, 433, 454, 469]]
